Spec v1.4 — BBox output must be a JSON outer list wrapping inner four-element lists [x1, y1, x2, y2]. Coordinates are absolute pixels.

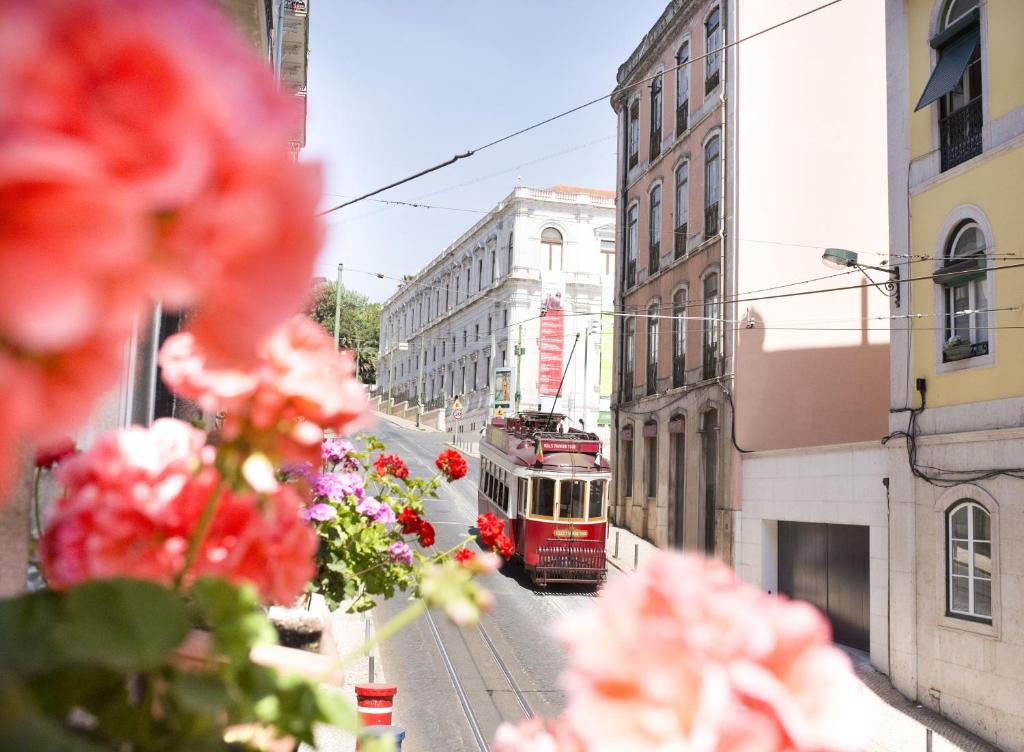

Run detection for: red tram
[[477, 411, 610, 586]]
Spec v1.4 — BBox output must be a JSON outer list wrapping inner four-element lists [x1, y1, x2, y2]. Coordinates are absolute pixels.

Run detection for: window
[[463, 330, 467, 347], [650, 73, 663, 160], [475, 324, 479, 342], [445, 282, 450, 310], [507, 232, 514, 273], [588, 480, 605, 520], [625, 204, 638, 288], [649, 185, 662, 273], [622, 436, 634, 496], [704, 136, 721, 238], [473, 361, 478, 391], [601, 238, 616, 275], [533, 477, 556, 517], [442, 340, 446, 357], [627, 100, 640, 168], [947, 501, 992, 621], [464, 267, 470, 297], [645, 424, 658, 499], [460, 365, 466, 393], [916, 1, 981, 171], [501, 348, 507, 367], [672, 289, 686, 387], [676, 42, 690, 135], [702, 273, 720, 379], [559, 480, 586, 520], [701, 409, 719, 552], [622, 315, 635, 398], [490, 248, 496, 283], [705, 7, 721, 95], [503, 308, 508, 328], [940, 222, 989, 361], [518, 478, 529, 515], [484, 355, 490, 386], [674, 162, 689, 258], [542, 227, 563, 271], [646, 304, 659, 396], [455, 274, 460, 303], [477, 258, 483, 292], [487, 316, 492, 336]]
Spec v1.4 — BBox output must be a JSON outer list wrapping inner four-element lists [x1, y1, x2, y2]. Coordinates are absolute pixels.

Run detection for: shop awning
[[915, 24, 979, 111]]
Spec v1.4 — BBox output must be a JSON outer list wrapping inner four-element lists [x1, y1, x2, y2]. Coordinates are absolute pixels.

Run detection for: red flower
[[35, 436, 77, 469], [398, 506, 421, 535], [418, 521, 436, 548], [494, 534, 514, 559], [435, 448, 468, 481], [374, 454, 409, 480], [477, 513, 504, 547], [454, 547, 476, 565]]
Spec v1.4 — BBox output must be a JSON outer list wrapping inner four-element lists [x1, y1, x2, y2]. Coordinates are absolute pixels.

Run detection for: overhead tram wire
[[317, 0, 849, 216]]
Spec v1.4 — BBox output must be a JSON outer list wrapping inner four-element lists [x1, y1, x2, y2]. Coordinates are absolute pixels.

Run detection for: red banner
[[538, 309, 564, 396]]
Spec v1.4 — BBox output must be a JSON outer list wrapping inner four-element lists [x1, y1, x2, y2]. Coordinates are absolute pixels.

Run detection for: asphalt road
[[368, 418, 616, 752]]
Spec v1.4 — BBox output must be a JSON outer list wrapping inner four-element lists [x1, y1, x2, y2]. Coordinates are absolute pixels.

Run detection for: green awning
[[915, 24, 980, 112], [933, 256, 986, 287]]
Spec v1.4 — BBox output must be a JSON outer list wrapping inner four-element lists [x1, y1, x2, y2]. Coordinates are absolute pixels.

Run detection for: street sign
[[453, 408, 464, 420]]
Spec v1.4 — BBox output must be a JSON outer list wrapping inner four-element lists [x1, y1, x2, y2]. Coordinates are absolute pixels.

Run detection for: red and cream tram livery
[[477, 411, 610, 586]]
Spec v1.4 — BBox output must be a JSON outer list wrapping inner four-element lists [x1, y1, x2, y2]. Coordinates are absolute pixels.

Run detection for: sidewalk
[[601, 522, 1002, 752], [372, 408, 439, 433]]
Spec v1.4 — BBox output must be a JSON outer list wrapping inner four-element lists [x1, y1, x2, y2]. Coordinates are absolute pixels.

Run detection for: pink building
[[612, 0, 891, 666]]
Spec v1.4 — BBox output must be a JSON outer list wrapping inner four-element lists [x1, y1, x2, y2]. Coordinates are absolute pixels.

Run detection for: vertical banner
[[538, 283, 565, 397], [494, 367, 513, 409]]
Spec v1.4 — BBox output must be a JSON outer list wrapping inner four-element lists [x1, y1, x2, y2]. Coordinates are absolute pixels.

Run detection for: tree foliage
[[307, 282, 380, 383]]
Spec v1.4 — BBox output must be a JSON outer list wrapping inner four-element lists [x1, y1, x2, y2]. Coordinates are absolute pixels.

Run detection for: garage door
[[778, 522, 870, 651]]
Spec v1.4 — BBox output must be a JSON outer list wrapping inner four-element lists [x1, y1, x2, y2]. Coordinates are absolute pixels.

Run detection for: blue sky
[[304, 1, 667, 302]]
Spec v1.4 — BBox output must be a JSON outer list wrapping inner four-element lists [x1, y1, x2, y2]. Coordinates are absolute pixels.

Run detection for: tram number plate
[[553, 528, 588, 538]]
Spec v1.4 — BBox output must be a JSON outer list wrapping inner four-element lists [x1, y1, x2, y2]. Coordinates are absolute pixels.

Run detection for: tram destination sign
[[539, 438, 600, 454]]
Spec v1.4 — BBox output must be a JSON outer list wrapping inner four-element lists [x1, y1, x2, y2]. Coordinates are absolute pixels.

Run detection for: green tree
[[307, 282, 380, 383]]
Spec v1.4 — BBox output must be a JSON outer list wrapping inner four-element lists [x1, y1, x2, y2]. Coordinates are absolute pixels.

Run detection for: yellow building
[[886, 0, 1024, 748]]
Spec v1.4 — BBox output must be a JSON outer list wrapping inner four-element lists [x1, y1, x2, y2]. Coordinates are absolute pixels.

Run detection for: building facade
[[885, 0, 1024, 746], [378, 186, 616, 444], [610, 0, 733, 554]]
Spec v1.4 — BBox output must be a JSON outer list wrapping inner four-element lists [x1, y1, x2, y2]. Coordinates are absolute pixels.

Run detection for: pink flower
[[493, 718, 583, 752], [388, 541, 413, 566], [159, 316, 370, 464], [554, 552, 867, 752]]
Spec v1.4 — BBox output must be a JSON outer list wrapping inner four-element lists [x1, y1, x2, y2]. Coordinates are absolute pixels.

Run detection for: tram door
[[514, 478, 529, 556]]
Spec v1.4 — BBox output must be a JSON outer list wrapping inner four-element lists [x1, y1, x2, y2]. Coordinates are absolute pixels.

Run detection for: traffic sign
[[453, 408, 464, 420]]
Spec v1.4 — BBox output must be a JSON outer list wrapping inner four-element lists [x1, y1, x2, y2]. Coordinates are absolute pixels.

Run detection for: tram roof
[[483, 413, 609, 472]]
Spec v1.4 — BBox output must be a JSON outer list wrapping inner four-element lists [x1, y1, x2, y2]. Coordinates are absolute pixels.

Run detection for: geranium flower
[[388, 541, 413, 566], [34, 436, 77, 469], [301, 503, 336, 523], [398, 506, 422, 535], [454, 548, 476, 566], [417, 521, 436, 548], [494, 534, 514, 559], [373, 453, 409, 480], [313, 471, 363, 502], [554, 552, 867, 752], [322, 437, 358, 471], [356, 497, 395, 526], [477, 513, 504, 547], [435, 448, 468, 481]]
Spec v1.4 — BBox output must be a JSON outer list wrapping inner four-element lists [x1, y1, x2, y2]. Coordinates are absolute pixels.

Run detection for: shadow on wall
[[736, 300, 889, 451]]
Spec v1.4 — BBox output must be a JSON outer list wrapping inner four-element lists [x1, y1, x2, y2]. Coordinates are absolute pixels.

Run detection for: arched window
[[940, 221, 989, 362], [705, 7, 722, 95], [649, 185, 662, 273], [672, 288, 687, 387], [916, 0, 981, 170], [542, 227, 563, 271], [676, 42, 690, 135], [674, 162, 689, 258], [701, 409, 719, 553], [650, 73, 663, 160], [646, 303, 659, 396], [621, 425, 634, 497], [704, 136, 721, 238], [947, 501, 992, 620], [702, 272, 720, 379], [625, 203, 639, 287]]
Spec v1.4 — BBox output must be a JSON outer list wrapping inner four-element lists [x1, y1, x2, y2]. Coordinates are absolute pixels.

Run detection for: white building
[[377, 185, 616, 444]]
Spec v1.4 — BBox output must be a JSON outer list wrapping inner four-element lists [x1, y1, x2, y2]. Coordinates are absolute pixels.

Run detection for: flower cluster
[[322, 438, 358, 471], [478, 512, 514, 559], [34, 437, 77, 470], [436, 448, 469, 481], [373, 453, 409, 480], [0, 0, 324, 498], [38, 419, 317, 604], [495, 552, 867, 752]]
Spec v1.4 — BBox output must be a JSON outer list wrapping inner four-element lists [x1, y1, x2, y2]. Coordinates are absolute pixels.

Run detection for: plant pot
[[943, 343, 973, 361]]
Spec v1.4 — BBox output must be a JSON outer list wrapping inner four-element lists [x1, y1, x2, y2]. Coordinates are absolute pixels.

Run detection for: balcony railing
[[704, 203, 720, 239], [650, 128, 662, 160], [702, 345, 719, 380], [625, 258, 636, 289], [646, 361, 658, 396], [705, 68, 720, 96], [940, 97, 983, 172], [673, 355, 685, 388], [628, 151, 639, 169], [622, 370, 634, 401], [676, 102, 689, 135], [674, 224, 687, 258], [649, 242, 660, 274]]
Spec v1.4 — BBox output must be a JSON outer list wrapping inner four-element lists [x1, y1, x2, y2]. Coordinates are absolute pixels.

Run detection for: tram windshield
[[559, 480, 586, 519], [589, 480, 606, 519], [533, 477, 556, 517]]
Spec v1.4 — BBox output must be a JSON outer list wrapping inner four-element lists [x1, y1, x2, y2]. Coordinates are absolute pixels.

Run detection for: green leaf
[[169, 673, 231, 715], [0, 589, 63, 673], [54, 579, 190, 672], [0, 680, 108, 752], [190, 578, 276, 662]]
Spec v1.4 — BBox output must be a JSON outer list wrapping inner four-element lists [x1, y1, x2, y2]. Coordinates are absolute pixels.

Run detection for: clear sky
[[304, 1, 668, 303]]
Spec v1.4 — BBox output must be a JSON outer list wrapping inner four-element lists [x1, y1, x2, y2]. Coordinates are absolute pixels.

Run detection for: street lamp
[[821, 248, 901, 308]]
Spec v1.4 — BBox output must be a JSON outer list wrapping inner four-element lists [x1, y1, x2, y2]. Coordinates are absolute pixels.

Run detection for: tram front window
[[533, 477, 556, 517], [559, 480, 586, 520], [589, 480, 606, 519]]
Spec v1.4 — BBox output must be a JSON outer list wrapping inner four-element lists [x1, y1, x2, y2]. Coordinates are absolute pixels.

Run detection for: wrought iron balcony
[[705, 68, 720, 96], [674, 224, 687, 258], [704, 202, 720, 239], [646, 361, 658, 396], [650, 128, 662, 160], [702, 345, 719, 380], [625, 259, 636, 289], [649, 242, 660, 274], [672, 356, 685, 388], [676, 102, 689, 135], [940, 97, 983, 172], [622, 370, 634, 401]]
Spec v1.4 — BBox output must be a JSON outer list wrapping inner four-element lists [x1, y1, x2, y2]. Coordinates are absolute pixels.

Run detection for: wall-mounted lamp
[[822, 248, 901, 308]]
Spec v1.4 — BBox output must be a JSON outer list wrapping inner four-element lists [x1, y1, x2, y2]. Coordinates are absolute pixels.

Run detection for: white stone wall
[[738, 442, 890, 673]]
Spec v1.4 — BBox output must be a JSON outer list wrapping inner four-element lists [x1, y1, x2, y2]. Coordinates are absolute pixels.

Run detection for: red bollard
[[355, 683, 397, 728]]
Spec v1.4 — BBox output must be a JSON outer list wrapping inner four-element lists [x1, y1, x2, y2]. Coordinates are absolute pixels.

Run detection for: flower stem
[[31, 468, 42, 538], [175, 481, 224, 591]]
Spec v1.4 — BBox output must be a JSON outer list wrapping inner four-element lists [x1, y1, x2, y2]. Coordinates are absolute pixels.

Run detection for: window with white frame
[[947, 501, 992, 621], [625, 204, 638, 288], [705, 7, 722, 95], [622, 315, 635, 398], [649, 185, 662, 273], [507, 232, 514, 273], [676, 42, 690, 135], [702, 272, 720, 379], [938, 221, 989, 362], [674, 162, 689, 258], [542, 227, 563, 271], [627, 100, 640, 169], [600, 238, 616, 275]]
